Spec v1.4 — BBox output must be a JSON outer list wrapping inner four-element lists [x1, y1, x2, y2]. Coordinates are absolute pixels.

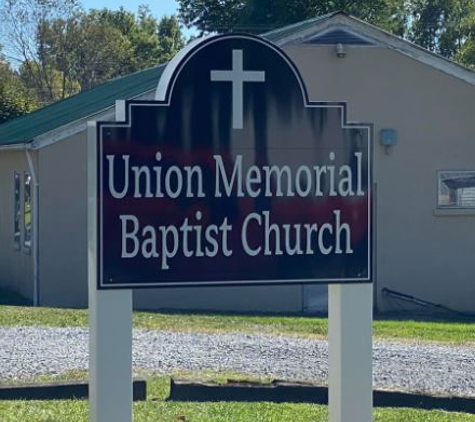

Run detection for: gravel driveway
[[1, 327, 474, 398]]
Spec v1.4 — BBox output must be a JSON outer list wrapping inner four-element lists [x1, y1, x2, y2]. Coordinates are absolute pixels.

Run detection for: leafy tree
[[178, 0, 244, 33], [407, 0, 475, 56], [157, 15, 186, 62], [0, 50, 38, 123], [403, 0, 475, 68], [34, 8, 186, 93], [177, 0, 407, 34], [1, 1, 185, 107], [177, 0, 475, 68], [18, 61, 80, 104], [89, 7, 152, 72], [90, 7, 185, 69], [40, 10, 136, 91], [0, 0, 80, 103], [454, 10, 475, 67]]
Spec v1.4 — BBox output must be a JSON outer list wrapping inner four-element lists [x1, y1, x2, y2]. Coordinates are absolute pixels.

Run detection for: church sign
[[96, 34, 372, 289]]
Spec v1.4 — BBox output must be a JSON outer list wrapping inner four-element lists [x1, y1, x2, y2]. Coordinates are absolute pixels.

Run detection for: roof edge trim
[[276, 14, 475, 87], [0, 143, 28, 151], [30, 88, 156, 150]]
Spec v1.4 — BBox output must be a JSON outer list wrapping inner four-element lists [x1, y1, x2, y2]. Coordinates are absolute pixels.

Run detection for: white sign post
[[88, 107, 133, 422], [328, 283, 373, 422]]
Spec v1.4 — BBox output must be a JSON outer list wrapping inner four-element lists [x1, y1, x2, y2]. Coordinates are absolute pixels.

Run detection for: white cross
[[210, 49, 266, 129]]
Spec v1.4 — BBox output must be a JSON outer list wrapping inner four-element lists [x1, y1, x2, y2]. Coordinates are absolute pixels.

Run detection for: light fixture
[[336, 43, 346, 58], [379, 129, 398, 155]]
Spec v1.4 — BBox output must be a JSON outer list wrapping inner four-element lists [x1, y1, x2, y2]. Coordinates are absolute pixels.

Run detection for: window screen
[[438, 171, 475, 208]]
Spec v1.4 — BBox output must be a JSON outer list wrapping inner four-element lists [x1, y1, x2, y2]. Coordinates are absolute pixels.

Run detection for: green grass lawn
[[0, 305, 474, 343], [0, 375, 474, 422], [0, 305, 474, 420], [2, 400, 475, 422]]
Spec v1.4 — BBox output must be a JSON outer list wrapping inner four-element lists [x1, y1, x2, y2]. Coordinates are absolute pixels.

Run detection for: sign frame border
[[95, 34, 374, 290]]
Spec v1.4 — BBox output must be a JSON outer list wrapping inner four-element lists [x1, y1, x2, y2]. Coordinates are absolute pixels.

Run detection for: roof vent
[[306, 29, 374, 45]]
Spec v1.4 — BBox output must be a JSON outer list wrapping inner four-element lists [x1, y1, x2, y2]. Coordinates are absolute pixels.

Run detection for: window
[[438, 171, 475, 209], [13, 172, 20, 249], [24, 172, 31, 249]]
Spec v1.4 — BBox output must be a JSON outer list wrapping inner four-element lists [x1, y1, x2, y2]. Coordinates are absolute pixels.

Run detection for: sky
[[79, 0, 196, 37], [80, 0, 179, 20]]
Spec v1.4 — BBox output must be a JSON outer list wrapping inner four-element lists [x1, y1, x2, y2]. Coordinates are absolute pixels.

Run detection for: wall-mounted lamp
[[379, 129, 398, 155], [335, 43, 346, 58]]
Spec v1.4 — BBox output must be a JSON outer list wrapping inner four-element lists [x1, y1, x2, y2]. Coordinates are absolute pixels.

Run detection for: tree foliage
[[0, 0, 80, 104], [39, 9, 136, 91], [0, 1, 185, 113], [0, 50, 38, 123], [178, 0, 475, 67], [3, 0, 475, 125], [177, 0, 407, 34], [407, 0, 475, 64]]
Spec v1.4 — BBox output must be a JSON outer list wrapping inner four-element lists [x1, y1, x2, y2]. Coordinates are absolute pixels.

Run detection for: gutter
[[25, 147, 40, 307]]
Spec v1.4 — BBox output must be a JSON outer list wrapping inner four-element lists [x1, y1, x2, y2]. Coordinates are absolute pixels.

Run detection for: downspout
[[25, 148, 40, 307]]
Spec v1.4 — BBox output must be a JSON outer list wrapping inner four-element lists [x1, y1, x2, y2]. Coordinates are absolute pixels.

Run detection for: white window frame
[[437, 170, 475, 209], [24, 171, 32, 251], [13, 172, 21, 249]]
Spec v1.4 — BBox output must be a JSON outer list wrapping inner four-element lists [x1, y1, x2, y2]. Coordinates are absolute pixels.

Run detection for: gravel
[[0, 327, 474, 398]]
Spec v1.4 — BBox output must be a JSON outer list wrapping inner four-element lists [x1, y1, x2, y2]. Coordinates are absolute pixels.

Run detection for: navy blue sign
[[96, 34, 372, 289]]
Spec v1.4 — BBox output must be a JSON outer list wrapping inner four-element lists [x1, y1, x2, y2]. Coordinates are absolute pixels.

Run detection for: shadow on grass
[[1, 285, 474, 325], [136, 306, 475, 325], [374, 311, 475, 324]]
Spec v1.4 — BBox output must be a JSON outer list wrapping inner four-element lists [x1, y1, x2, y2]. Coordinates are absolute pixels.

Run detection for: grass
[[0, 305, 474, 344], [1, 401, 474, 422], [0, 374, 474, 421], [2, 400, 473, 422]]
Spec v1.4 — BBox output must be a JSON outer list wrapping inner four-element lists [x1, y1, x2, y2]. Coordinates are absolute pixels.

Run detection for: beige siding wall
[[32, 43, 475, 314], [0, 150, 34, 300], [134, 285, 302, 313], [39, 133, 89, 307], [286, 45, 475, 313]]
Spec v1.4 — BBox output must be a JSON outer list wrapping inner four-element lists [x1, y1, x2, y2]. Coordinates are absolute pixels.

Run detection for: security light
[[336, 43, 346, 58]]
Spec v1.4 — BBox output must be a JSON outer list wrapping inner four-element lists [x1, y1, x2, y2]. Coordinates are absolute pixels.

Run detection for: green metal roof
[[0, 64, 165, 146], [0, 12, 341, 147]]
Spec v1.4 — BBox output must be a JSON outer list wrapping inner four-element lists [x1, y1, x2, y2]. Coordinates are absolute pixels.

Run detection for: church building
[[0, 12, 474, 314]]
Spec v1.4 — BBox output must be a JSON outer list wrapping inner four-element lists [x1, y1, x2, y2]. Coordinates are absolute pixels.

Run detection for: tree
[[177, 0, 407, 35], [41, 10, 136, 91], [0, 0, 80, 103], [407, 0, 473, 56], [0, 49, 38, 123], [177, 0, 475, 68], [30, 8, 186, 93], [454, 9, 475, 67], [178, 0, 244, 33], [0, 2, 186, 107], [157, 15, 185, 62], [89, 7, 185, 69], [18, 61, 80, 104], [400, 0, 475, 68]]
